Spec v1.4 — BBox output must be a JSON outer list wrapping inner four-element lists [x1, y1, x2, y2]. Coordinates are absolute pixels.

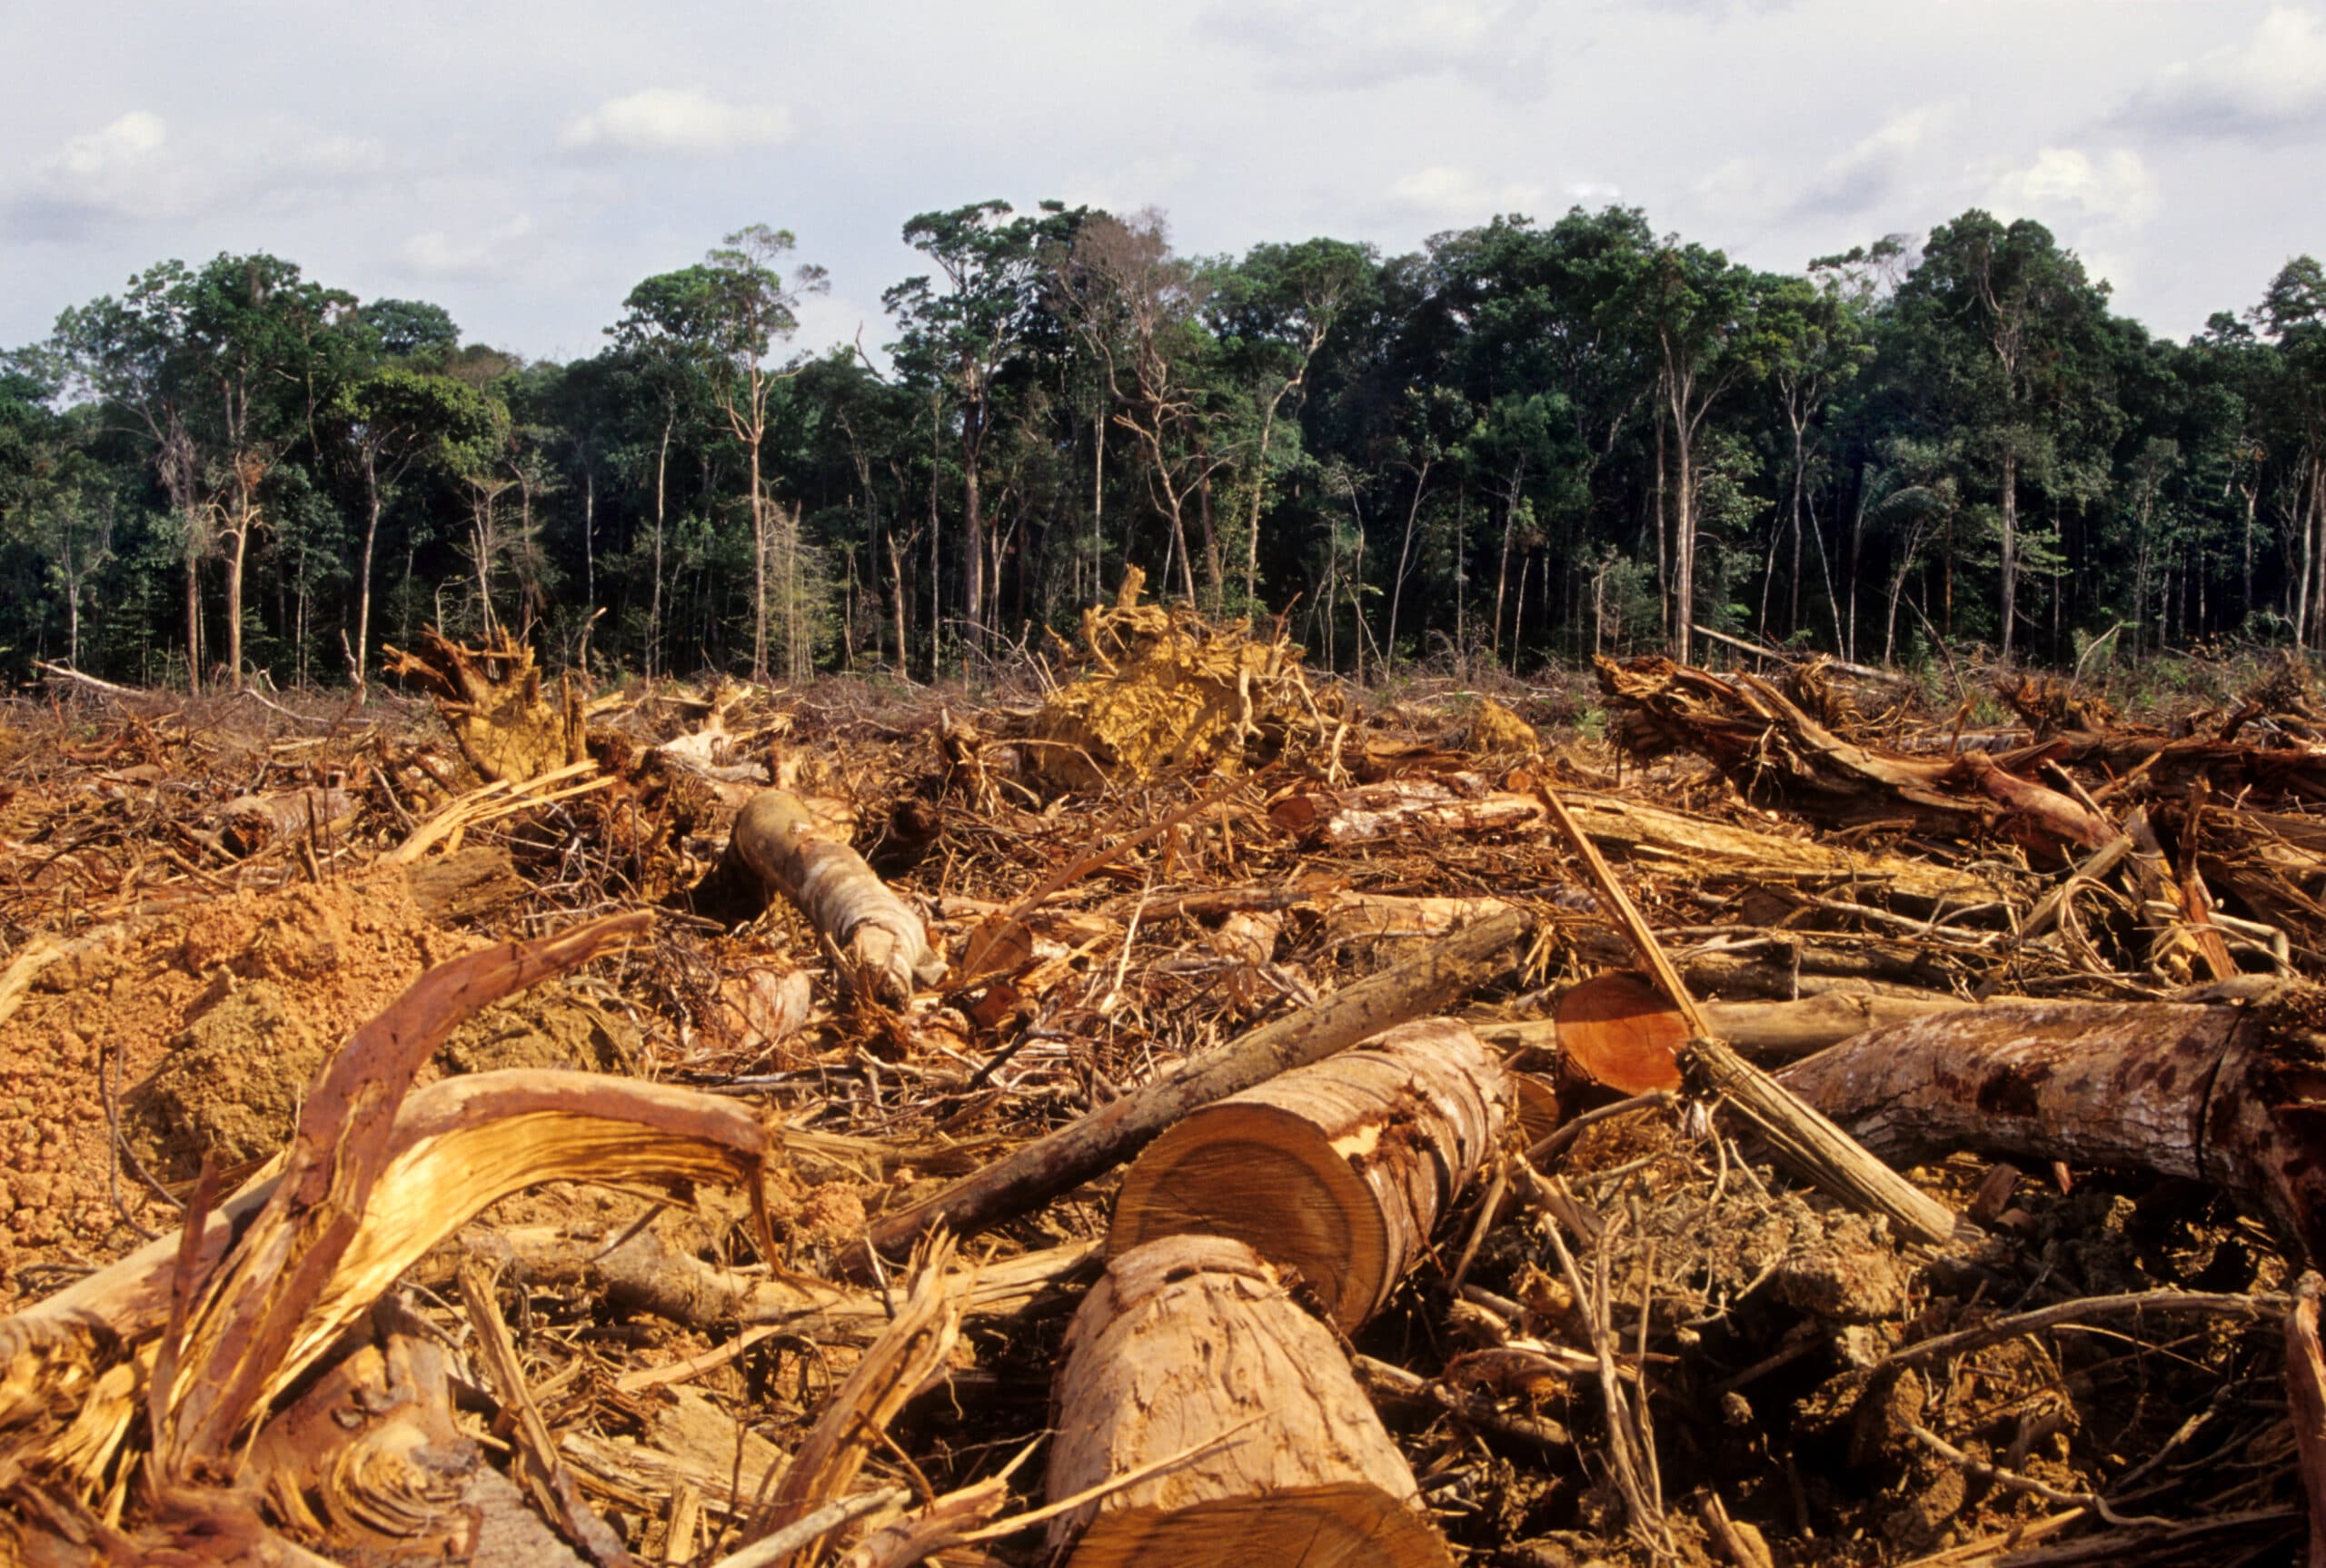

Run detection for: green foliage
[[2, 204, 2321, 690]]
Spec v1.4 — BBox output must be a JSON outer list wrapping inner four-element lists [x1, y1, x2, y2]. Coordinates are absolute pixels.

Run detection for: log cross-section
[[1108, 1017, 1509, 1330], [1046, 1235, 1454, 1568]]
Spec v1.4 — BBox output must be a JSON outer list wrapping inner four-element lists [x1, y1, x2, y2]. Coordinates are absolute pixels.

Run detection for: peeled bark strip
[[731, 789, 944, 1006], [850, 906, 1531, 1271], [2287, 1275, 2326, 1568], [1045, 1236, 1452, 1568], [1109, 1018, 1508, 1330], [1778, 999, 2326, 1264]]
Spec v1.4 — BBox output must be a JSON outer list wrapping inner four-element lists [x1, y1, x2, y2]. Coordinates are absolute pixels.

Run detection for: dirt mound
[[1022, 570, 1318, 791], [0, 871, 471, 1305], [441, 985, 641, 1075]]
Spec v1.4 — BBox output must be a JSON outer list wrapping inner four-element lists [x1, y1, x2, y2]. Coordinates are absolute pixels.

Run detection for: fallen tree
[[1777, 996, 2326, 1263]]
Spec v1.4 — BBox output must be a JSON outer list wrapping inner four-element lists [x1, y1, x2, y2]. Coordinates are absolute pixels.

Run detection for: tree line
[[2, 199, 2322, 690]]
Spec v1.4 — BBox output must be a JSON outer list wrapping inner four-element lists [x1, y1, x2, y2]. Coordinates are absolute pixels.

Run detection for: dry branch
[[1599, 655, 2116, 856]]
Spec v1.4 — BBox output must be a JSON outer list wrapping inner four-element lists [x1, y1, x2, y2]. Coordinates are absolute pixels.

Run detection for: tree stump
[[1108, 1017, 1508, 1330], [1045, 1235, 1452, 1568]]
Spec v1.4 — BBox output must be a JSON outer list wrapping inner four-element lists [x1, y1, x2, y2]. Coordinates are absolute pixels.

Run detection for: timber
[[1777, 998, 2326, 1264], [731, 787, 947, 1006], [1109, 1017, 1509, 1329], [1044, 1236, 1453, 1568]]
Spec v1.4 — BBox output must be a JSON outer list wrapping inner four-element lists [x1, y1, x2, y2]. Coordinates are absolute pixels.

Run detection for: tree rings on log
[[1046, 1235, 1453, 1568], [1556, 971, 1686, 1092], [1108, 1017, 1508, 1330]]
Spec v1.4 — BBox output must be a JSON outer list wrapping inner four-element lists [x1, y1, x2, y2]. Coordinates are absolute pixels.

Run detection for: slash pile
[[3, 620, 2325, 1566]]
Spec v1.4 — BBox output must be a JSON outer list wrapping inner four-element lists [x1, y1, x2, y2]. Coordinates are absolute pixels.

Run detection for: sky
[[3, 0, 2321, 362]]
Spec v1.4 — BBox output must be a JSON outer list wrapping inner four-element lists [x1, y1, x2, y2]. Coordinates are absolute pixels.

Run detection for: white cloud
[[1786, 107, 1938, 220], [558, 88, 795, 157], [1984, 147, 2159, 231], [1566, 181, 1624, 204], [2115, 5, 2326, 142], [6, 112, 393, 238], [1384, 165, 1545, 223], [55, 111, 167, 180], [1204, 0, 1550, 97], [397, 214, 538, 279], [7, 111, 183, 233]]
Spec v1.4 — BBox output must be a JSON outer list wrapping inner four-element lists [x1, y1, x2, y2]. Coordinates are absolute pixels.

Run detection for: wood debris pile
[[5, 630, 2326, 1565]]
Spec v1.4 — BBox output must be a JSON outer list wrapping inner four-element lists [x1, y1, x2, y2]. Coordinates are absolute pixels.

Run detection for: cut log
[[846, 906, 1532, 1272], [1476, 989, 1976, 1063], [1045, 1236, 1452, 1568], [730, 789, 944, 1006], [1271, 777, 1546, 846], [1553, 972, 1687, 1091], [1777, 998, 2326, 1264], [1109, 1018, 1509, 1330]]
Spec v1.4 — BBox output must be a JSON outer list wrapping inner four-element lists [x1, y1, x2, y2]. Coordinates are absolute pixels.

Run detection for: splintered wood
[[10, 630, 2326, 1567]]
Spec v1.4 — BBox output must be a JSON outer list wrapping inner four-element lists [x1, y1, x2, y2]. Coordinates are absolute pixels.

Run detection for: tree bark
[[1778, 998, 2326, 1265], [1045, 1236, 1453, 1568], [1999, 448, 2019, 661], [356, 449, 383, 689], [1109, 1017, 1508, 1330], [730, 790, 944, 1006]]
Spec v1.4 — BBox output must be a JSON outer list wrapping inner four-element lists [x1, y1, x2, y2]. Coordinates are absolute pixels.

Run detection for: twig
[[705, 1486, 910, 1568], [1867, 1288, 2289, 1373], [1904, 1421, 2175, 1529]]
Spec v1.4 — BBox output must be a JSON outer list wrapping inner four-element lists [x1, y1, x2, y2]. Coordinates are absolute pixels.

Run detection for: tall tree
[[1615, 242, 1778, 662], [331, 366, 502, 683], [1893, 213, 2115, 660], [1208, 237, 1370, 611], [887, 200, 1087, 650]]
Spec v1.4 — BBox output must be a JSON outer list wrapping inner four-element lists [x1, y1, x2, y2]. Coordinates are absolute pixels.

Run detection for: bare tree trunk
[[750, 439, 770, 682], [1998, 449, 2019, 662], [963, 383, 986, 656], [225, 517, 250, 690], [649, 415, 671, 678], [1243, 400, 1279, 611], [1672, 392, 1695, 666], [1385, 459, 1431, 671]]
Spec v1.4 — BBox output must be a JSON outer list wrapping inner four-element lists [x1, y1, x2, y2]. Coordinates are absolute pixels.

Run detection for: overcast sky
[[4, 0, 2321, 362]]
